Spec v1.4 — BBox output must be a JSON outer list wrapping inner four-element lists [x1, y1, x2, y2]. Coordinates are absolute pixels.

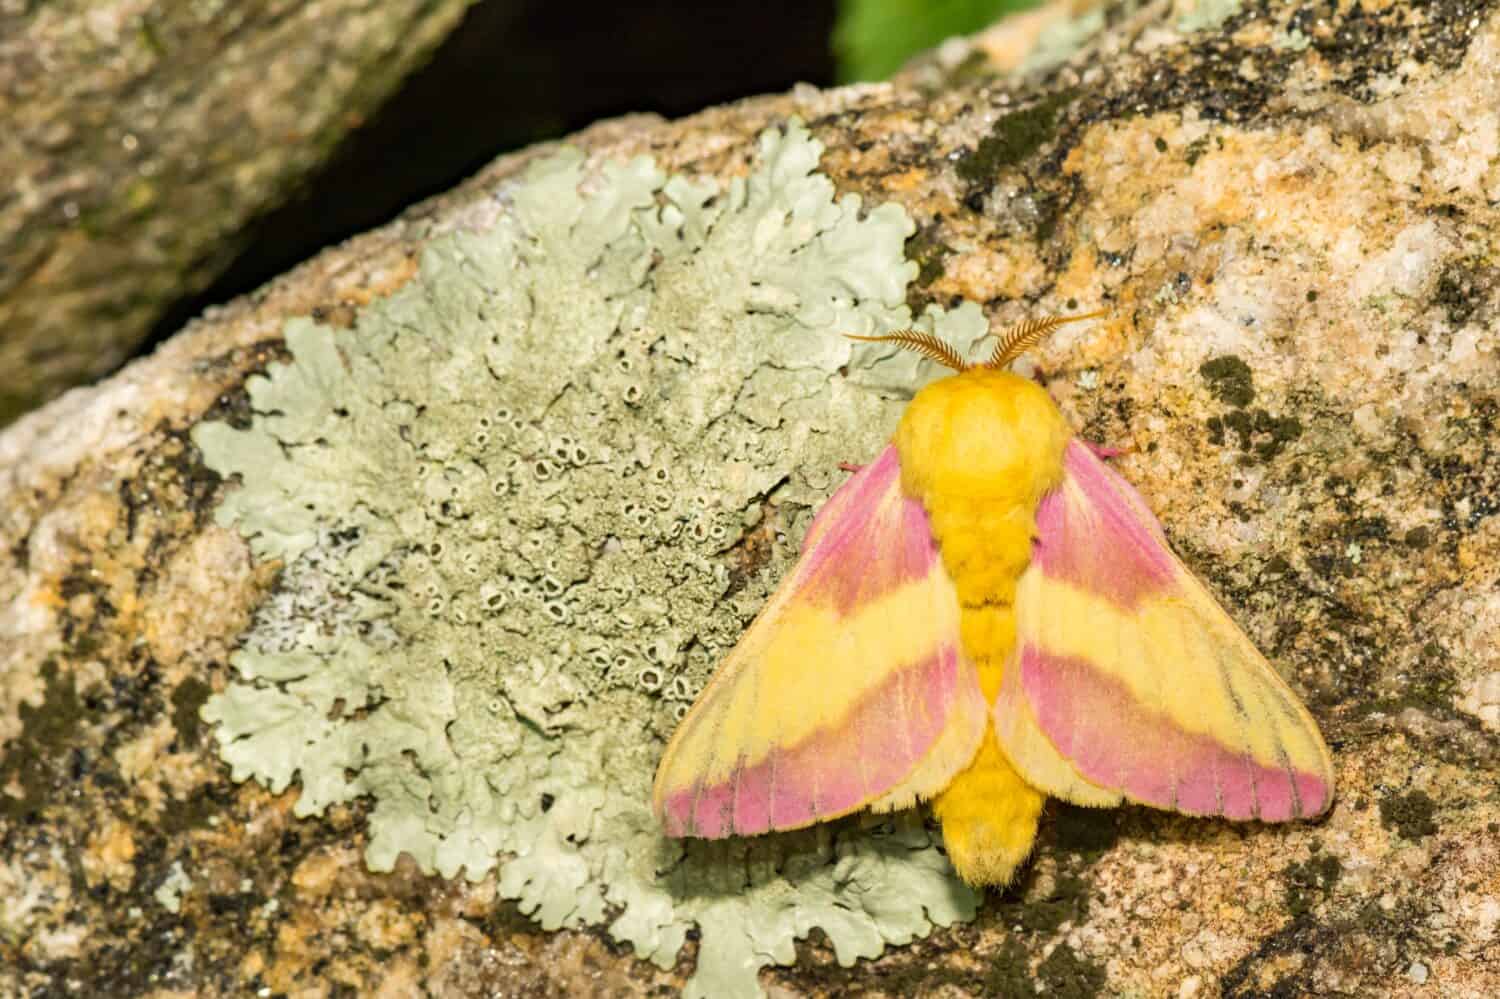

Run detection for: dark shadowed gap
[[144, 0, 837, 352]]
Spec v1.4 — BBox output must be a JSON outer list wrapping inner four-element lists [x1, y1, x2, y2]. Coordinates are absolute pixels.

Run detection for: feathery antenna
[[988, 310, 1108, 368], [844, 309, 1108, 373], [844, 329, 970, 372]]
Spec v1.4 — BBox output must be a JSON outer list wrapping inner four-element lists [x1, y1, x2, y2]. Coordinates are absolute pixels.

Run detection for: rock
[[0, 0, 479, 424], [2, 1, 1498, 996]]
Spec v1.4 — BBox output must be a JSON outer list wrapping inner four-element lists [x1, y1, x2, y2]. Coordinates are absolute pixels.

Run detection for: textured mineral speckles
[[1458, 672, 1500, 730], [2, 0, 1500, 996]]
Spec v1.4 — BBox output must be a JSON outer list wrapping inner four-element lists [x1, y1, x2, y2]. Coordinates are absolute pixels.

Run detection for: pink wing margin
[[996, 441, 1335, 822], [654, 445, 986, 838]]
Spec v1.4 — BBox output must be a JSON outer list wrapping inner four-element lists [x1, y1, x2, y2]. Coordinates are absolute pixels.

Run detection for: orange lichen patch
[[370, 956, 425, 999], [239, 949, 267, 981], [330, 252, 422, 312], [28, 583, 66, 612], [1039, 312, 1132, 372], [1053, 243, 1102, 302], [143, 526, 263, 671], [1455, 517, 1500, 578], [943, 245, 1047, 302], [291, 844, 360, 897], [356, 898, 419, 951], [1071, 115, 1414, 267], [264, 891, 397, 994], [268, 908, 341, 996], [82, 816, 137, 891], [882, 167, 932, 195]]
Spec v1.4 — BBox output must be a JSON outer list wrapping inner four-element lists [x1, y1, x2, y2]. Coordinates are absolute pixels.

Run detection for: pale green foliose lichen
[[1178, 0, 1243, 34], [193, 121, 984, 998], [1019, 8, 1106, 75]]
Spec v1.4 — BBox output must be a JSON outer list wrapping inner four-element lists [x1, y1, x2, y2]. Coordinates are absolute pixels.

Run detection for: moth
[[653, 312, 1334, 886]]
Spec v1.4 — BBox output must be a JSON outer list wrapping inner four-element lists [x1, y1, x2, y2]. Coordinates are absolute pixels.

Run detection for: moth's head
[[847, 311, 1105, 503]]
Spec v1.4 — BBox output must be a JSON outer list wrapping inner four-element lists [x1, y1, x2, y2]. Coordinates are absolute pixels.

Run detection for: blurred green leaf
[[834, 0, 1043, 82]]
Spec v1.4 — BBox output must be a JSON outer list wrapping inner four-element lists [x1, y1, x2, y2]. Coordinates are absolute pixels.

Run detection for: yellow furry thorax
[[894, 366, 1071, 886], [893, 366, 1072, 628], [894, 366, 1071, 508]]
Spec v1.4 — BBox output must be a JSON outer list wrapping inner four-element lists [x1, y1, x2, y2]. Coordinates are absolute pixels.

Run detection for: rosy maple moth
[[653, 313, 1334, 887]]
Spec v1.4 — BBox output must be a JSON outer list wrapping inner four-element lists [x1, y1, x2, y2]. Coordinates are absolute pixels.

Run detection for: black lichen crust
[[1379, 789, 1440, 840]]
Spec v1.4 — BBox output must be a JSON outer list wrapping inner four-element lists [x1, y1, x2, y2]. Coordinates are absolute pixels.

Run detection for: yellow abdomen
[[928, 496, 1047, 886], [891, 365, 1072, 887]]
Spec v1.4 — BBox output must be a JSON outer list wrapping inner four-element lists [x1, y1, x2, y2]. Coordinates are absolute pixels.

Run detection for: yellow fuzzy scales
[[895, 367, 1071, 886]]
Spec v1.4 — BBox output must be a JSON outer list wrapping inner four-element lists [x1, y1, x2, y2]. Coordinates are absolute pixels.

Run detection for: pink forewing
[[660, 642, 965, 836], [1005, 441, 1334, 822], [1031, 441, 1176, 609], [1019, 647, 1330, 819], [656, 445, 984, 838], [797, 447, 940, 614]]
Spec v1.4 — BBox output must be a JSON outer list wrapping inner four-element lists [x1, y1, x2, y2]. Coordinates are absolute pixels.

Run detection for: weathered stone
[[0, 0, 479, 424], [2, 1, 1497, 995]]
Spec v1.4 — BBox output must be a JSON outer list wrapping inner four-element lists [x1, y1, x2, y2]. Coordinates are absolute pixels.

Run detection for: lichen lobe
[[192, 121, 983, 998]]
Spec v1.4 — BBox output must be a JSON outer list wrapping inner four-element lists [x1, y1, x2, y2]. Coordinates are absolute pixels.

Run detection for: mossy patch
[[1183, 135, 1218, 167], [1282, 848, 1342, 918], [957, 91, 1075, 186], [1355, 664, 1457, 720], [907, 227, 954, 288], [158, 785, 225, 836], [1432, 256, 1495, 327], [170, 676, 212, 747], [1206, 407, 1302, 461], [0, 660, 85, 821], [1403, 526, 1431, 549], [1036, 941, 1108, 997], [1200, 354, 1255, 408], [979, 937, 1038, 997], [1379, 790, 1439, 840]]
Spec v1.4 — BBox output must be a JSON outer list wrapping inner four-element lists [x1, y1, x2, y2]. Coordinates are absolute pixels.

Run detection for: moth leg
[[838, 461, 865, 473], [1080, 439, 1133, 460]]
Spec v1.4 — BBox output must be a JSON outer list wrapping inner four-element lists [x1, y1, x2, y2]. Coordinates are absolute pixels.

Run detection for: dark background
[[146, 0, 839, 349]]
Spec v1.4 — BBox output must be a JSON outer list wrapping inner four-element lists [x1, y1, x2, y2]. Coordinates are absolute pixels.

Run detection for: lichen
[[1282, 848, 1342, 918], [1178, 0, 1243, 34], [957, 90, 1076, 186], [1199, 354, 1256, 408], [192, 120, 987, 998], [154, 860, 191, 914], [1018, 9, 1106, 76], [1379, 790, 1440, 840]]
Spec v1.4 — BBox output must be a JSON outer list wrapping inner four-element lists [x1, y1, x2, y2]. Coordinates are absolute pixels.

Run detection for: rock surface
[[0, 0, 477, 424], [3, 0, 1499, 995]]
